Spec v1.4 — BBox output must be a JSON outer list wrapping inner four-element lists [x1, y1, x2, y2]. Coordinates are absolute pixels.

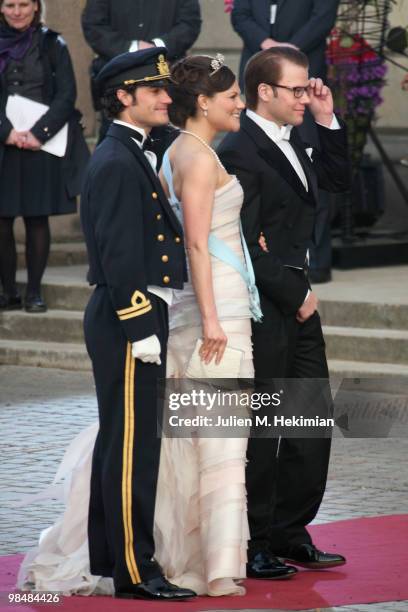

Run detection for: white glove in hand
[[132, 334, 161, 365]]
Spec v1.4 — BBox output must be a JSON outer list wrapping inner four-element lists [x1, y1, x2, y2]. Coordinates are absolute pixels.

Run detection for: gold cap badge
[[157, 54, 170, 77]]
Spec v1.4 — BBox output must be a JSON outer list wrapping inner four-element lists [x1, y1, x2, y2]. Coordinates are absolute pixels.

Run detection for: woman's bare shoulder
[[173, 141, 218, 177]]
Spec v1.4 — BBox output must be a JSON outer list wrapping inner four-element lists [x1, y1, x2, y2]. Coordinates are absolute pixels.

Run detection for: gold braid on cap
[[209, 53, 225, 76]]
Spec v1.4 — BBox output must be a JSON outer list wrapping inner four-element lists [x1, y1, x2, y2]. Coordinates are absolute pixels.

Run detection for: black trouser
[[84, 288, 168, 590], [247, 289, 332, 558]]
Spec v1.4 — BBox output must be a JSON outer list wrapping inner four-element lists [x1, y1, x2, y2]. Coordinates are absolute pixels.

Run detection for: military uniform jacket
[[218, 113, 349, 316], [81, 122, 187, 342]]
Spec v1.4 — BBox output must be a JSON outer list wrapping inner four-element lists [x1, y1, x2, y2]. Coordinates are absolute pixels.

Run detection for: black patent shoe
[[247, 551, 298, 580], [115, 576, 197, 601], [24, 294, 47, 313], [281, 543, 346, 569], [0, 294, 22, 310]]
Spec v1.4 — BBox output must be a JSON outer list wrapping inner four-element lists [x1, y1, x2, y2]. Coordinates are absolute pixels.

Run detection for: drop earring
[[203, 109, 208, 117]]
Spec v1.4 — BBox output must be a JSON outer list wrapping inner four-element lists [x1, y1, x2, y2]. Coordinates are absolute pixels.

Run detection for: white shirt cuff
[[303, 289, 311, 304], [152, 38, 166, 48], [316, 114, 341, 130], [129, 40, 139, 52]]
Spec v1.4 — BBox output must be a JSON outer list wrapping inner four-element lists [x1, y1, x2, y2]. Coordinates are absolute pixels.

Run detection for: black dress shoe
[[115, 576, 197, 601], [281, 543, 346, 569], [308, 268, 332, 284], [0, 294, 22, 311], [247, 551, 298, 580], [24, 294, 47, 313]]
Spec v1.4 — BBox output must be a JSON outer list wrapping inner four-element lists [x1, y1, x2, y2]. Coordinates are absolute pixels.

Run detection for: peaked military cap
[[96, 47, 171, 93]]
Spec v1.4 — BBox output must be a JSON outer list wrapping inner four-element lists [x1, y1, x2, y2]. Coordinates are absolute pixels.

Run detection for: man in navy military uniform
[[81, 48, 195, 601]]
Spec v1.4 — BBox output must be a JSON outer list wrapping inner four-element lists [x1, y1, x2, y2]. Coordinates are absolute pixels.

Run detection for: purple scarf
[[0, 23, 34, 74]]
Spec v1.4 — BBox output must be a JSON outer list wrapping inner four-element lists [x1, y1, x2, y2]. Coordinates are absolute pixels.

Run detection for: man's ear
[[258, 83, 272, 103], [116, 88, 132, 107]]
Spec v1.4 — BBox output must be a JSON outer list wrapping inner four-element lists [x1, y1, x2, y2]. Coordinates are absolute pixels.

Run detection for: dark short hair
[[244, 47, 309, 110], [0, 0, 43, 27], [100, 83, 140, 120], [168, 55, 236, 128]]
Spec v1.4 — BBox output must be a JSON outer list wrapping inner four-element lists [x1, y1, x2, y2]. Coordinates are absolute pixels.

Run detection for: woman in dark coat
[[0, 0, 89, 312]]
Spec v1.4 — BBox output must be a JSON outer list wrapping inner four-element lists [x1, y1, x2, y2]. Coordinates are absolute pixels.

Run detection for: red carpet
[[1, 515, 407, 611]]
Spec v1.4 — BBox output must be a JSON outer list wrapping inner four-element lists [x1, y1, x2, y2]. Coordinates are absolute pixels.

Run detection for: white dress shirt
[[113, 119, 157, 171], [246, 110, 340, 302], [113, 119, 172, 306], [129, 38, 166, 52]]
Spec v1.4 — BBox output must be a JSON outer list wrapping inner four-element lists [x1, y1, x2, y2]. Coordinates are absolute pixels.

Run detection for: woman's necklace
[[180, 130, 225, 170]]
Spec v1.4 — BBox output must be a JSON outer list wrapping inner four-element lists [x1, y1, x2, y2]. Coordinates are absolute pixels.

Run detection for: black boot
[[0, 293, 22, 311]]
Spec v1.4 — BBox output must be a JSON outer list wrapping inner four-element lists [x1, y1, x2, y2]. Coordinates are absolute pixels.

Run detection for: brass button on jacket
[[152, 192, 158, 199], [157, 234, 165, 242], [163, 275, 170, 284], [161, 255, 169, 263], [174, 236, 181, 243], [156, 213, 162, 220]]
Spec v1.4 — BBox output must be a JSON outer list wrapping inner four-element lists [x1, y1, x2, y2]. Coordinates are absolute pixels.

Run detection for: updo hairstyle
[[168, 55, 236, 128]]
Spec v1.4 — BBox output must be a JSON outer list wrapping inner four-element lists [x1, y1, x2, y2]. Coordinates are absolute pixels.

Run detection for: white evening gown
[[18, 159, 253, 598]]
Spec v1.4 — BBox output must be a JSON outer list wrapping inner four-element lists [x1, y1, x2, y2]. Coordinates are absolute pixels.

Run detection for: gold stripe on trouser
[[122, 343, 141, 584]]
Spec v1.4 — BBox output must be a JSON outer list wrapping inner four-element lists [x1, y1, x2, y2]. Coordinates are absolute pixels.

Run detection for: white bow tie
[[273, 124, 293, 143]]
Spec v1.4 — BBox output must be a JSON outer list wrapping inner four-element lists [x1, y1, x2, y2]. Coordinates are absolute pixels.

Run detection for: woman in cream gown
[[18, 56, 262, 598]]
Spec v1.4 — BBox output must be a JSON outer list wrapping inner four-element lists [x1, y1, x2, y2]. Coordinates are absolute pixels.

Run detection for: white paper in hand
[[5, 94, 68, 157]]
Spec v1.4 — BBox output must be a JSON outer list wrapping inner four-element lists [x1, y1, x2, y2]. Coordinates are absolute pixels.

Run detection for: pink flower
[[224, 0, 234, 13]]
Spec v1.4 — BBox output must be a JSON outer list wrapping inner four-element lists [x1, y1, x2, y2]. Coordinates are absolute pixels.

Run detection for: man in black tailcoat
[[218, 47, 349, 580], [232, 0, 340, 283], [81, 48, 195, 601]]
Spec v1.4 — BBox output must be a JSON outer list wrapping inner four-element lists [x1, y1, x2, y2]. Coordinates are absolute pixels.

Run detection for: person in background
[[81, 0, 202, 148], [231, 0, 340, 284], [0, 0, 89, 313]]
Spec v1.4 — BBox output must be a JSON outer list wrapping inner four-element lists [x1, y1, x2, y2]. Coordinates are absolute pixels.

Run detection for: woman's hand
[[200, 318, 227, 365], [6, 129, 26, 147], [22, 131, 42, 151]]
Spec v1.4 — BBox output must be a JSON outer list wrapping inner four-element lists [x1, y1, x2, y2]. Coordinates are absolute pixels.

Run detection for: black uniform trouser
[[247, 284, 332, 558], [84, 287, 168, 590]]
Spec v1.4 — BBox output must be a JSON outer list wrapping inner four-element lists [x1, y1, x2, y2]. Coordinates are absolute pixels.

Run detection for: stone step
[[2, 307, 408, 368], [328, 359, 408, 379], [15, 272, 408, 332], [323, 325, 408, 365], [319, 300, 408, 330], [1, 336, 407, 380], [0, 309, 84, 343], [17, 242, 88, 268], [0, 339, 90, 371], [33, 282, 91, 312]]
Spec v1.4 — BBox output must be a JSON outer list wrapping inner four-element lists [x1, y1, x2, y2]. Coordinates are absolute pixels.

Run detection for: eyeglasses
[[266, 83, 310, 98]]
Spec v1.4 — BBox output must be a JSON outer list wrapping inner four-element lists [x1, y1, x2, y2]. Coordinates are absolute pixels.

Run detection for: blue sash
[[162, 151, 263, 322]]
